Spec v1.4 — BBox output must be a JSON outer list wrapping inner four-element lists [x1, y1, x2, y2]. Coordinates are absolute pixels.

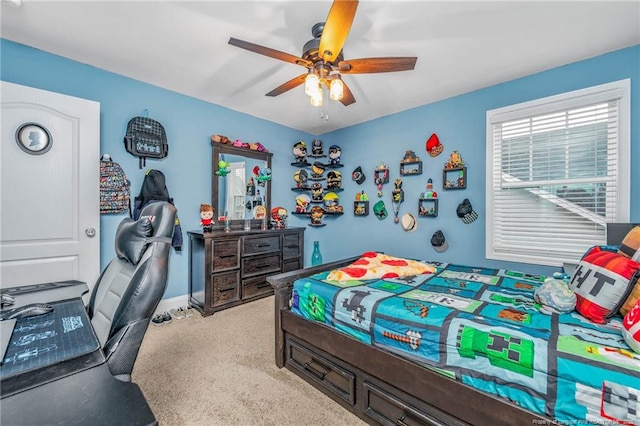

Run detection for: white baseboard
[[154, 294, 189, 315]]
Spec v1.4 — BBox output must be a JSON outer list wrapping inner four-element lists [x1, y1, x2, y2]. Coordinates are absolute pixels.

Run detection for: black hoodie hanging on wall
[[124, 114, 168, 169]]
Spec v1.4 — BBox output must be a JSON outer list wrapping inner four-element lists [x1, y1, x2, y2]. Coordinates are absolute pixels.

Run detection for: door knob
[[85, 228, 96, 237]]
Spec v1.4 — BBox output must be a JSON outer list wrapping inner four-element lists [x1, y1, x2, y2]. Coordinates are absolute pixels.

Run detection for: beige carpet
[[132, 296, 366, 426]]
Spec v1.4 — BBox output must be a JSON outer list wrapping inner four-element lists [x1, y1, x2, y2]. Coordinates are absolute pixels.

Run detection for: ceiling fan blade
[[266, 74, 307, 97], [229, 38, 311, 68], [338, 57, 417, 74], [340, 79, 356, 106], [318, 0, 359, 63]]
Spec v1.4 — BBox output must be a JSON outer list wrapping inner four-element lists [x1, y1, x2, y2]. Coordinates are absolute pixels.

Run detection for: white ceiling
[[2, 1, 639, 135]]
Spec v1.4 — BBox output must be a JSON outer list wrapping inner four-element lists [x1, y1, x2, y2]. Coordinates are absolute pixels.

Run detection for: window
[[486, 80, 630, 266]]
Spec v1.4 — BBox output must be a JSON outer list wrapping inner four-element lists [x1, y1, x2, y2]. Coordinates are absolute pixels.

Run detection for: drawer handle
[[219, 254, 236, 259], [257, 243, 271, 248], [396, 416, 409, 426], [219, 287, 235, 293], [285, 244, 298, 249], [255, 263, 270, 269], [256, 282, 270, 289], [303, 361, 329, 380]]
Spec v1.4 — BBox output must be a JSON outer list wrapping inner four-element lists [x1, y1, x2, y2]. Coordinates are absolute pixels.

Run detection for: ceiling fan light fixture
[[329, 75, 344, 101], [310, 88, 323, 107], [304, 72, 320, 97]]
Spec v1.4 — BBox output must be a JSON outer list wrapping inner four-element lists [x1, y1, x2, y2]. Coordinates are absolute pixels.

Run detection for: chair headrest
[[115, 201, 177, 265]]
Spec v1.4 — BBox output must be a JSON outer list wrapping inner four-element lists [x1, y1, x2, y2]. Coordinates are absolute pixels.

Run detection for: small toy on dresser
[[200, 203, 215, 233]]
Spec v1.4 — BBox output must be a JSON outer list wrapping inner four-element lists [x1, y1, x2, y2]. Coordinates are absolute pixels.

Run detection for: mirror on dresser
[[212, 143, 273, 226]]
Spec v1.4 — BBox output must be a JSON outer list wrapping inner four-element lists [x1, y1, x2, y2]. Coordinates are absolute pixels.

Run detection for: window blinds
[[487, 81, 629, 266]]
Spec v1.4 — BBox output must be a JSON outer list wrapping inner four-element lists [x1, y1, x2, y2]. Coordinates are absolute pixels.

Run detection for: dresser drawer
[[362, 381, 467, 426], [282, 234, 301, 259], [211, 270, 240, 307], [242, 275, 274, 300], [242, 253, 281, 278], [286, 339, 355, 406], [211, 238, 240, 271], [282, 258, 302, 273], [243, 235, 281, 256]]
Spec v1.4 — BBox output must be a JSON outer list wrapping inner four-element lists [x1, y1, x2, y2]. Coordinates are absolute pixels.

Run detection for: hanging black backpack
[[124, 115, 168, 169]]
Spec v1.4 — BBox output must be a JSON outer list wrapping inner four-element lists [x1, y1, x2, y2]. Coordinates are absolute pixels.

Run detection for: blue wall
[[2, 38, 638, 299]]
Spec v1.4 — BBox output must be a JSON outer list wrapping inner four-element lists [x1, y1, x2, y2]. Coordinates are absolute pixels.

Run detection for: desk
[[0, 282, 157, 425]]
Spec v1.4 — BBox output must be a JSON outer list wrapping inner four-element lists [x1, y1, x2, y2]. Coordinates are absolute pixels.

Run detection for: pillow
[[622, 298, 640, 354], [534, 278, 576, 315], [326, 252, 436, 281], [617, 225, 640, 261], [568, 246, 639, 323], [115, 217, 153, 265]]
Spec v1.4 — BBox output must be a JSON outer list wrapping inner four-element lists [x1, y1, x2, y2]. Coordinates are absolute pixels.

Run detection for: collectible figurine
[[374, 162, 389, 197], [422, 178, 437, 199], [215, 160, 231, 176], [293, 141, 307, 163], [328, 145, 342, 165], [295, 194, 310, 213], [323, 192, 342, 213], [391, 179, 404, 224], [310, 205, 324, 225], [311, 162, 326, 179], [445, 150, 464, 169], [326, 170, 342, 189], [271, 206, 288, 229], [200, 203, 215, 233], [311, 139, 324, 156], [311, 182, 323, 202], [246, 177, 256, 196], [254, 166, 271, 185], [294, 169, 309, 189]]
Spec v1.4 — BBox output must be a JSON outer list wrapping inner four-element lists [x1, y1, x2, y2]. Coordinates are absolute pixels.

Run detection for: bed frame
[[268, 257, 555, 426]]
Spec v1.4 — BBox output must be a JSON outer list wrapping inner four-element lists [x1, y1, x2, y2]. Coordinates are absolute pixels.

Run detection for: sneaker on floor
[[151, 314, 165, 326], [169, 307, 187, 320], [162, 311, 172, 324], [181, 306, 194, 318]]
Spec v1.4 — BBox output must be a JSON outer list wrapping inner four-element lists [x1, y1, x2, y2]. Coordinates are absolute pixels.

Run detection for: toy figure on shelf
[[293, 141, 308, 164], [422, 178, 437, 199], [374, 162, 390, 197], [328, 145, 342, 165], [391, 179, 404, 224], [311, 139, 324, 157], [246, 177, 256, 196], [295, 194, 310, 213], [311, 182, 323, 203], [311, 162, 326, 179], [294, 169, 309, 189], [309, 205, 324, 226], [326, 170, 342, 190], [254, 166, 271, 185], [215, 160, 231, 176], [444, 150, 464, 169], [200, 203, 215, 233], [271, 206, 288, 229], [354, 191, 369, 216], [323, 192, 343, 213]]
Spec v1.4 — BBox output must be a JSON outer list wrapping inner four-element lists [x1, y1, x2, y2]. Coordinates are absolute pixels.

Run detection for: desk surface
[[0, 282, 157, 425], [1, 298, 104, 397]]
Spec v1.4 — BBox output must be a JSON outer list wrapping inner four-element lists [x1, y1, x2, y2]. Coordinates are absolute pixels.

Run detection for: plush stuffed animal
[[534, 278, 577, 315], [215, 160, 230, 176]]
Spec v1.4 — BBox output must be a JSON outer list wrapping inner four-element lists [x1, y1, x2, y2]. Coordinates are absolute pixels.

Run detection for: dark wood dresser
[[188, 227, 304, 316]]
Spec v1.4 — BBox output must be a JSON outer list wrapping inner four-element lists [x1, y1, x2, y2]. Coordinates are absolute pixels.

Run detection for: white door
[[0, 81, 100, 292]]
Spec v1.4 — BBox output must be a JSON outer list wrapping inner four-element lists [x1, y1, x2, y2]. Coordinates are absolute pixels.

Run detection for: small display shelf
[[291, 161, 310, 167], [308, 223, 327, 227], [354, 201, 369, 216], [443, 166, 467, 190], [324, 163, 344, 169], [418, 198, 438, 217], [400, 150, 423, 176]]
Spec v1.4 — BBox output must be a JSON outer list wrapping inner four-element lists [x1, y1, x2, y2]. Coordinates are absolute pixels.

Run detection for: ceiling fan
[[228, 0, 417, 107]]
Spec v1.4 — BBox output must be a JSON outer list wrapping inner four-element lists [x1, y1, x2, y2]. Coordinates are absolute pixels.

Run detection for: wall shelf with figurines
[[354, 190, 370, 216], [418, 178, 438, 217], [399, 150, 423, 176], [291, 138, 345, 229], [442, 150, 467, 190], [374, 161, 390, 197]]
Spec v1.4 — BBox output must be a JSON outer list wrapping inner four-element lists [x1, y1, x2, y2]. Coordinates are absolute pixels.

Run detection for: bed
[[267, 227, 640, 426]]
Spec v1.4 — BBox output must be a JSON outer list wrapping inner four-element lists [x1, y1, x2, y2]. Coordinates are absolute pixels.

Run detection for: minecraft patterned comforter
[[290, 261, 640, 424]]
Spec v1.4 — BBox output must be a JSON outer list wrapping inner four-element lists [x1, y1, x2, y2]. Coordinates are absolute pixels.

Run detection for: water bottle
[[311, 241, 323, 266]]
